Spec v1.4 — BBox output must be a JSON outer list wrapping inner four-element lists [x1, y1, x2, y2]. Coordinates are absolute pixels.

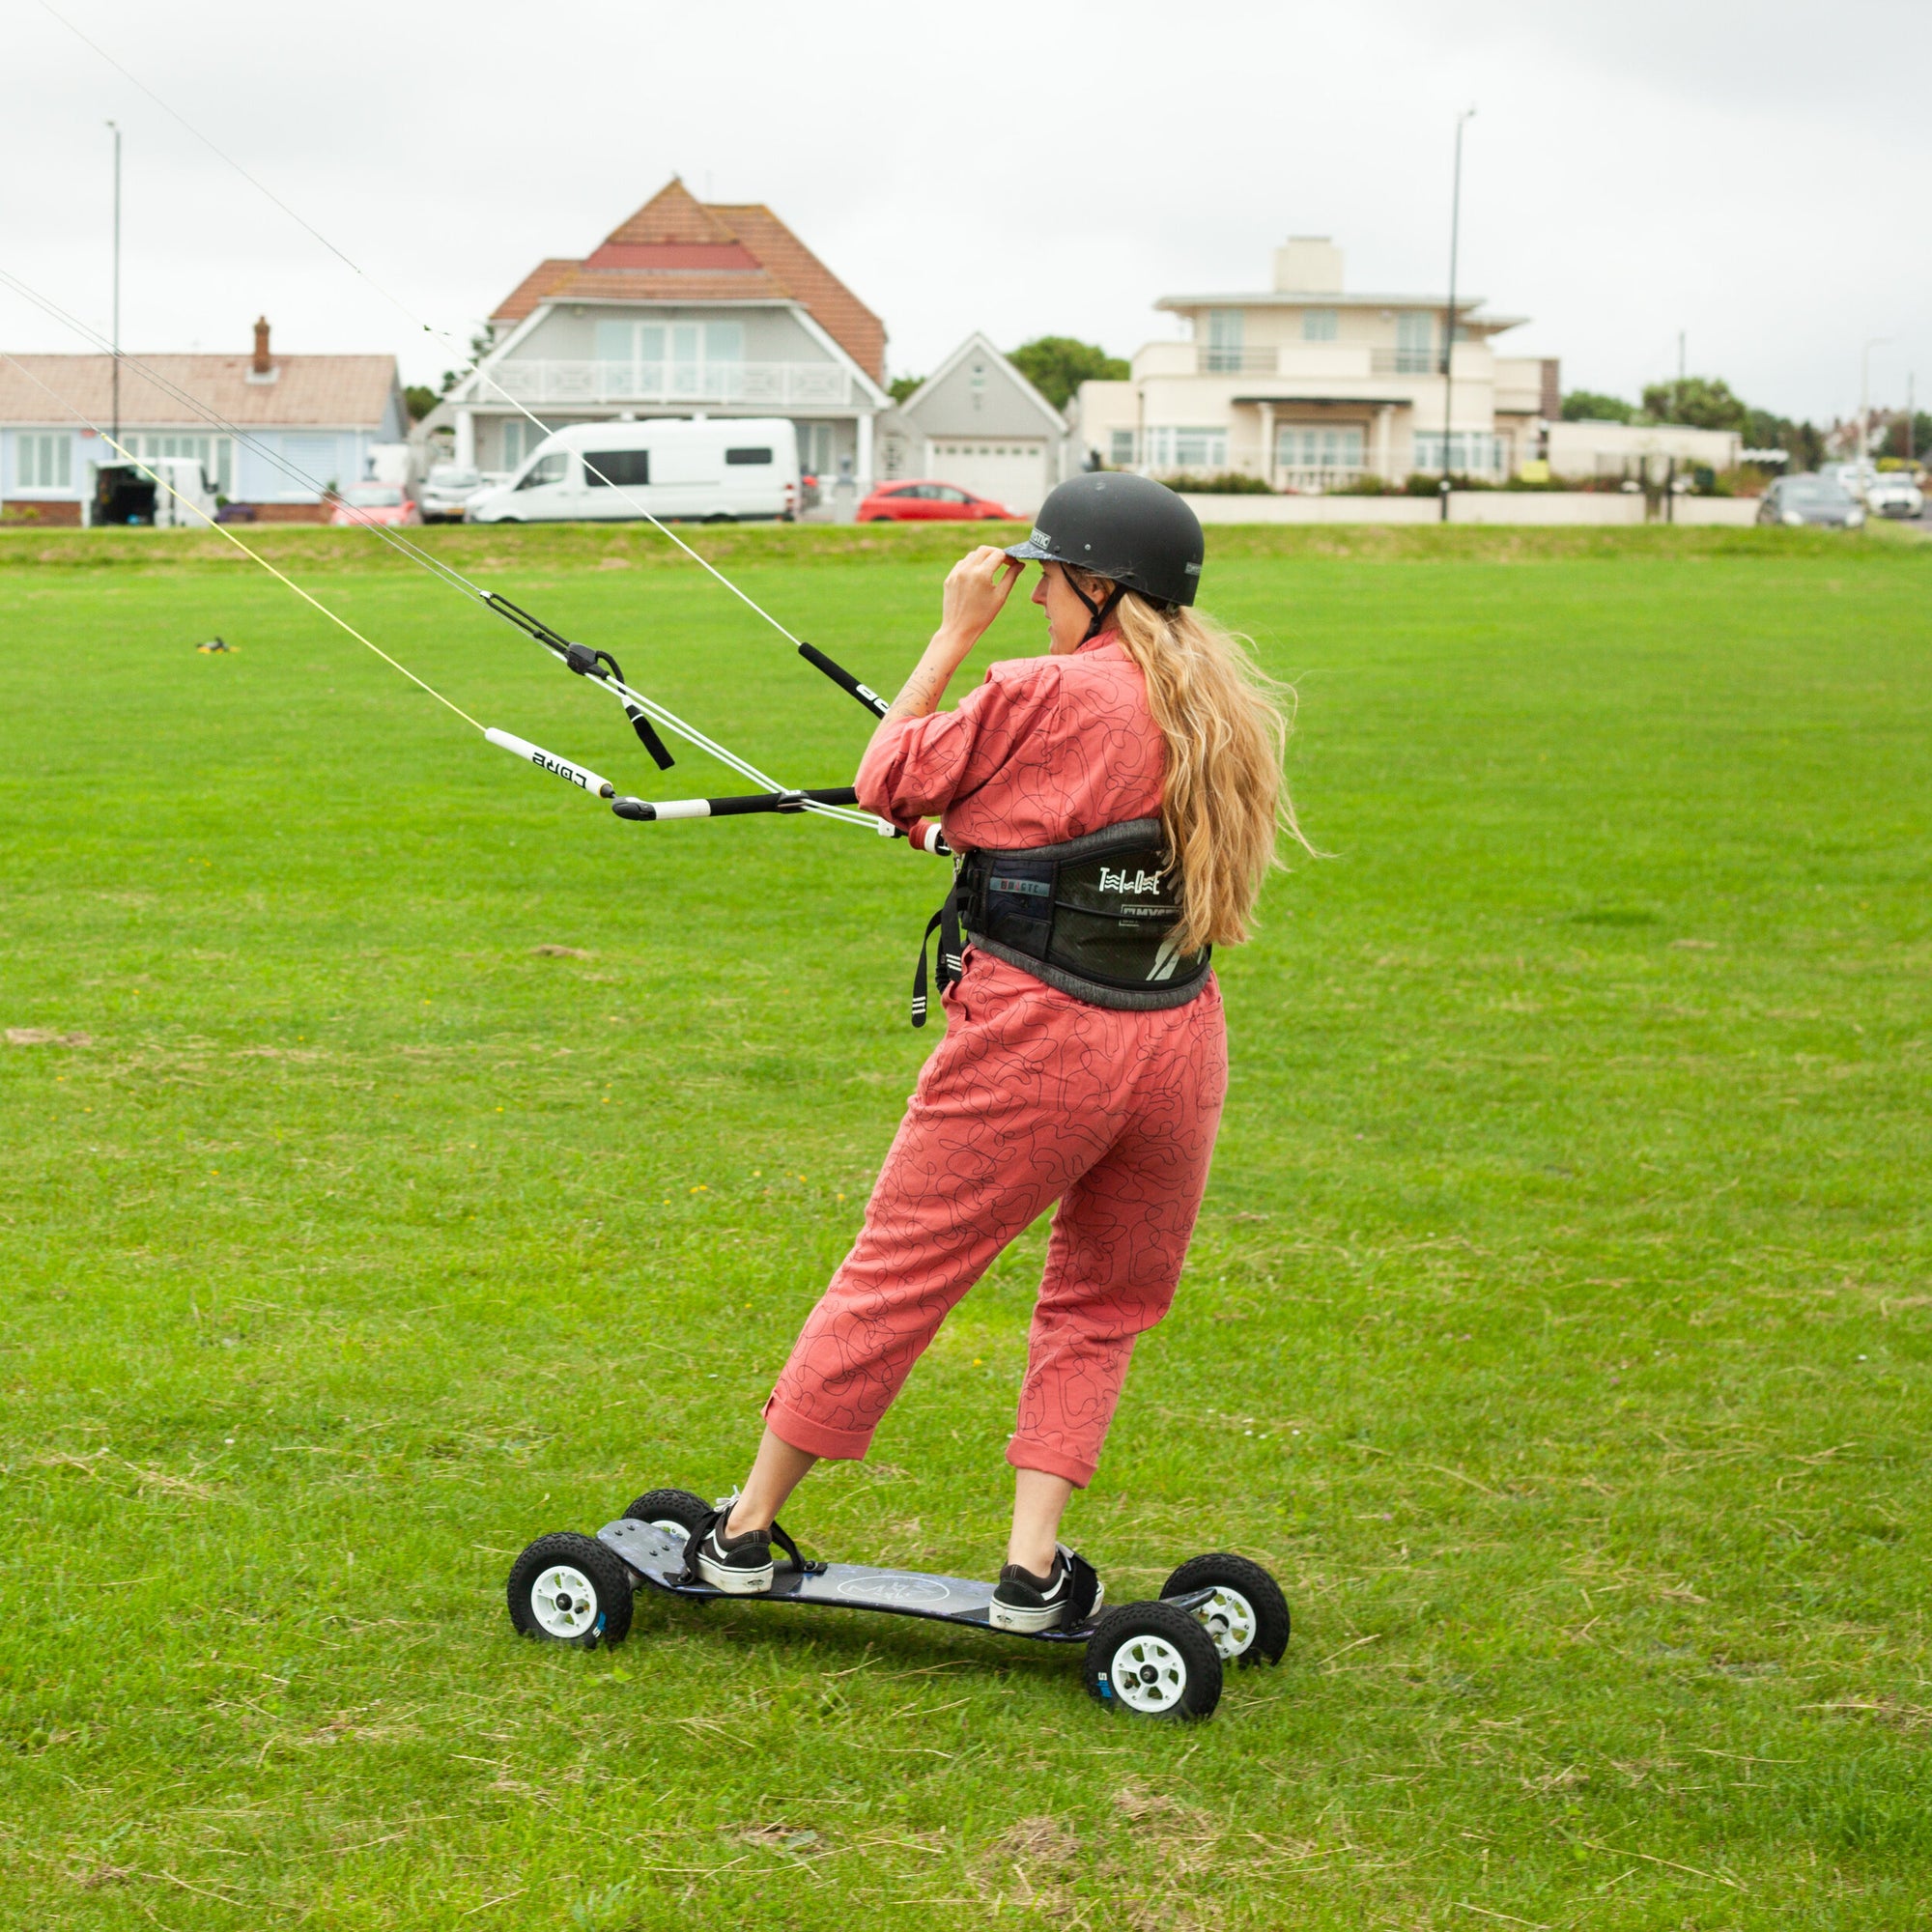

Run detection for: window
[[1301, 308, 1339, 342], [933, 486, 971, 503], [1411, 432, 1505, 476], [1396, 312, 1435, 374], [130, 433, 233, 494], [516, 449, 570, 490], [1204, 309, 1244, 373], [1276, 425, 1365, 473], [341, 484, 404, 507], [583, 449, 650, 487], [503, 418, 556, 468], [16, 433, 72, 490], [1142, 426, 1228, 471], [796, 422, 835, 474], [1108, 428, 1137, 467], [724, 446, 772, 466]]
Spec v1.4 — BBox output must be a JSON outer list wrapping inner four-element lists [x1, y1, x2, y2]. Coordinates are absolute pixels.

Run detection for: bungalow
[[424, 179, 891, 497], [0, 319, 408, 525]]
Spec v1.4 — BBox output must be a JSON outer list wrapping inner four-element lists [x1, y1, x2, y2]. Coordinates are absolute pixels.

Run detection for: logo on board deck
[[1099, 867, 1165, 896], [838, 1574, 952, 1606]]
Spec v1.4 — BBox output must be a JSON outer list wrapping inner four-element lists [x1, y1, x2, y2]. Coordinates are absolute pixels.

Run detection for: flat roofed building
[[1069, 237, 1559, 492], [425, 179, 891, 496]]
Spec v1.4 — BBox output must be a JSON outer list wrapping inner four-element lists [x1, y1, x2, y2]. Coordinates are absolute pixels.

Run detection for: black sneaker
[[989, 1544, 1103, 1633], [689, 1502, 775, 1595]]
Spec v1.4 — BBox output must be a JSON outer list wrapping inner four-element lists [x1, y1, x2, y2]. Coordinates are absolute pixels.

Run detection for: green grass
[[1, 526, 1928, 1929]]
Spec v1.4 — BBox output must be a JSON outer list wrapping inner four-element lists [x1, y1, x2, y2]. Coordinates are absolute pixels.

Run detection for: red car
[[329, 483, 423, 527], [858, 479, 1017, 523]]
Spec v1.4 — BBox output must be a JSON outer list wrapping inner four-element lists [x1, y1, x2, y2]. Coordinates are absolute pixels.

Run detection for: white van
[[468, 417, 800, 525], [85, 457, 218, 528]]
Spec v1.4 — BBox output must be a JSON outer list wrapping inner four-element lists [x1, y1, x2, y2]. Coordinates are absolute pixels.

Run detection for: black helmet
[[1005, 472, 1205, 609]]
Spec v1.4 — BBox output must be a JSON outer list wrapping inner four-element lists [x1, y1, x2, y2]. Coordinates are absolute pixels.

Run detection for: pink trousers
[[765, 952, 1228, 1487]]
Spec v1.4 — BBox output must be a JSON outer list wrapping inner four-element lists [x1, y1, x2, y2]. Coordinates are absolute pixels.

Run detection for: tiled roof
[[490, 178, 887, 383], [0, 353, 400, 428]]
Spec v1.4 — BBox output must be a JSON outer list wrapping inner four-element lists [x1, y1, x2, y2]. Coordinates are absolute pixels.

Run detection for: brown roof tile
[[0, 353, 401, 429], [489, 179, 887, 384]]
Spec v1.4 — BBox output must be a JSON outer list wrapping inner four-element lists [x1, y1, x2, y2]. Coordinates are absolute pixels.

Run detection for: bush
[[1402, 473, 1497, 496], [1330, 474, 1394, 496], [1160, 470, 1276, 496]]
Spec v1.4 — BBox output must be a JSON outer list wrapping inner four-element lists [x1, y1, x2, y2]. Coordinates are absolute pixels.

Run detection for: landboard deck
[[596, 1517, 1131, 1645]]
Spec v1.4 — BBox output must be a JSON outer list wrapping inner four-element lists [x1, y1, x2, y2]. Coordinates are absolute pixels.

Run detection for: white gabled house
[[423, 180, 892, 495], [877, 333, 1072, 515]]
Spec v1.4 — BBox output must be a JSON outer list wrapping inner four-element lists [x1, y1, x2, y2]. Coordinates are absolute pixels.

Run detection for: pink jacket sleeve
[[855, 658, 1058, 828]]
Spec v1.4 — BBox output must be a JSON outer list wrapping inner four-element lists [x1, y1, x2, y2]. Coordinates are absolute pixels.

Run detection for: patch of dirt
[[531, 945, 594, 959], [8, 1027, 92, 1047], [726, 1823, 823, 1855]]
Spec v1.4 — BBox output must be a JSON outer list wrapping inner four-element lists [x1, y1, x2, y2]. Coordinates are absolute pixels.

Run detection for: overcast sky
[[9, 0, 1928, 423]]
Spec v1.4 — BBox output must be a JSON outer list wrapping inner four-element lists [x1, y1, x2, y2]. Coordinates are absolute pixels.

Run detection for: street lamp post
[[1860, 336, 1890, 471], [1438, 106, 1476, 524], [107, 120, 121, 447]]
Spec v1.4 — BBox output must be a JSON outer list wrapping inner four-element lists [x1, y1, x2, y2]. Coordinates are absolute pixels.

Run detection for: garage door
[[927, 440, 1051, 517]]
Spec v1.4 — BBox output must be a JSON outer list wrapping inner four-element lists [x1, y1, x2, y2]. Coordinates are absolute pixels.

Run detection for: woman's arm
[[867, 546, 1023, 744]]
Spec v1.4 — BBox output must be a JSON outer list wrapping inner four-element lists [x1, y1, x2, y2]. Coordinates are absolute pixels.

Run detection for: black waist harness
[[911, 818, 1211, 1026]]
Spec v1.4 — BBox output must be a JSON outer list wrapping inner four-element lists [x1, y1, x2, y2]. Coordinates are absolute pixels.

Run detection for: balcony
[[1369, 347, 1438, 376], [481, 358, 859, 410], [1197, 346, 1282, 375]]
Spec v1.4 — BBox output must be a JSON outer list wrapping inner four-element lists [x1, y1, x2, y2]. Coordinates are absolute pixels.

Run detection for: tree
[[1640, 377, 1747, 432], [1560, 389, 1636, 423], [888, 374, 923, 404], [403, 384, 439, 422], [1009, 336, 1128, 411]]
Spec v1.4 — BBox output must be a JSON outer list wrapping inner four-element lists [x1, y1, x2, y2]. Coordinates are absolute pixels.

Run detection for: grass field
[[2, 523, 1928, 1930]]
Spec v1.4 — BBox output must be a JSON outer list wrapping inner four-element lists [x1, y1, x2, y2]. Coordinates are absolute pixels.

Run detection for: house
[[424, 180, 891, 496], [0, 319, 408, 526], [1068, 236, 1558, 491], [875, 333, 1071, 515], [1545, 417, 1741, 480]]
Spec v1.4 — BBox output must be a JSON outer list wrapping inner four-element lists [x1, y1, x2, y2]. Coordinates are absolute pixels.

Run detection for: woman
[[689, 473, 1302, 1630]]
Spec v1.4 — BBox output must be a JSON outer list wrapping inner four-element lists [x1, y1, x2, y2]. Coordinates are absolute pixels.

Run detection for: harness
[[911, 818, 1210, 1026]]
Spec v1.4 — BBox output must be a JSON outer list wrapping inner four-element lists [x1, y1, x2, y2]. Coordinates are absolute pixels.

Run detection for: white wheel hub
[[1190, 1585, 1257, 1661], [1109, 1633, 1189, 1713], [531, 1564, 600, 1638]]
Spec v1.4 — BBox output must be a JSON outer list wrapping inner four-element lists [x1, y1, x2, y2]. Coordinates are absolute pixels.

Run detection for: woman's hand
[[935, 546, 1023, 659]]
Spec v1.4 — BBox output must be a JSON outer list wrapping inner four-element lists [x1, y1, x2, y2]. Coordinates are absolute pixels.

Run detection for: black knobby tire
[[1160, 1552, 1291, 1668], [507, 1531, 634, 1649], [622, 1489, 713, 1537], [1085, 1600, 1222, 1720]]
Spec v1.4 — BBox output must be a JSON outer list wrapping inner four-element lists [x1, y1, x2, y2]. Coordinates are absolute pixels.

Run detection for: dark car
[[1756, 473, 1865, 529]]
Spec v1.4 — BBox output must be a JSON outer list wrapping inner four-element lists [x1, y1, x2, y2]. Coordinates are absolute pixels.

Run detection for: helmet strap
[[1069, 576, 1124, 642]]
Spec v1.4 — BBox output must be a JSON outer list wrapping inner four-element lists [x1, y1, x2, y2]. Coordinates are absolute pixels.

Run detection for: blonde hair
[[1109, 590, 1309, 955]]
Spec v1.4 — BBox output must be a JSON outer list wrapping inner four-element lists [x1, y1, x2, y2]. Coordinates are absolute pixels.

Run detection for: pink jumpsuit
[[764, 633, 1228, 1488]]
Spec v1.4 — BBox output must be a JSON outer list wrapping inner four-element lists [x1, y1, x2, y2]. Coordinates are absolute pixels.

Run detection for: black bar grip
[[798, 641, 889, 718], [624, 705, 676, 771]]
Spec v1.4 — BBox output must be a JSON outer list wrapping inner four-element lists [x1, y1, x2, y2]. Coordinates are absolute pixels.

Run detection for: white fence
[[1178, 492, 1763, 526], [485, 359, 856, 409]]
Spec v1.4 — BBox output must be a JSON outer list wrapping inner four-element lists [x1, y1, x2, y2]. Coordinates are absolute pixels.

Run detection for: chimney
[[252, 316, 271, 374], [1272, 237, 1345, 294]]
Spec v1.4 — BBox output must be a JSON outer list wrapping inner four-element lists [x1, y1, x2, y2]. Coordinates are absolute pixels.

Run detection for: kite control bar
[[482, 592, 676, 770], [612, 786, 948, 853]]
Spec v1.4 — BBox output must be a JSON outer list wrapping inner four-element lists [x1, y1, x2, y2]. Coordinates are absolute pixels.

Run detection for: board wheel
[[622, 1488, 713, 1542], [1160, 1552, 1290, 1667], [1085, 1600, 1222, 1720], [507, 1531, 633, 1649]]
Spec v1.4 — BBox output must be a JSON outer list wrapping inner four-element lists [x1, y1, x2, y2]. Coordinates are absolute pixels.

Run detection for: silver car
[[418, 463, 484, 524], [1756, 473, 1866, 529]]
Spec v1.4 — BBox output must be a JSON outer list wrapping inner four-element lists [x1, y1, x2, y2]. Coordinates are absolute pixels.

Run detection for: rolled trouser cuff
[[1006, 1436, 1096, 1489], [763, 1392, 875, 1462]]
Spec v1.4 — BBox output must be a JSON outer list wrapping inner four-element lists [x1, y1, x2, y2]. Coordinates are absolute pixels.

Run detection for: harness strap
[[910, 878, 966, 1029], [1068, 577, 1125, 642]]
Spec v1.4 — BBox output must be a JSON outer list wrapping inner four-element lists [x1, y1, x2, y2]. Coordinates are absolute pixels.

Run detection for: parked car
[[468, 418, 800, 524], [857, 480, 1018, 523], [1756, 473, 1865, 529], [1862, 472, 1924, 520], [418, 463, 484, 523], [329, 483, 423, 527]]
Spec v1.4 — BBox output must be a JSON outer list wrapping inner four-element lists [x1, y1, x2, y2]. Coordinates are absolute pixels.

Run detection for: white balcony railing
[[1275, 465, 1369, 493], [1197, 347, 1282, 375], [1369, 347, 1439, 375], [483, 358, 857, 409]]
